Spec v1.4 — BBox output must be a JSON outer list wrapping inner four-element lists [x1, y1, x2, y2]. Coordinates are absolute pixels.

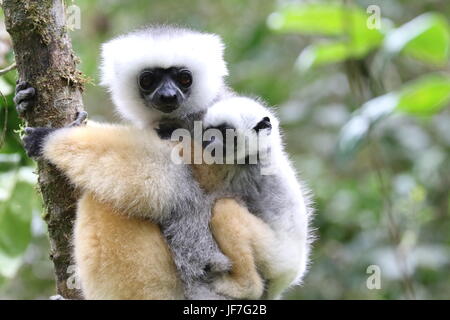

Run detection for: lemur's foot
[[14, 81, 37, 116], [213, 274, 264, 300], [253, 116, 271, 133]]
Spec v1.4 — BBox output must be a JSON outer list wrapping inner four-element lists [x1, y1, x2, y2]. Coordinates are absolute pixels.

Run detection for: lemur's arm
[[31, 122, 185, 220], [18, 82, 182, 221]]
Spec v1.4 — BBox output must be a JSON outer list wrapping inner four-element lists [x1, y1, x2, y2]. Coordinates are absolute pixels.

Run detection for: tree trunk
[[2, 0, 84, 299]]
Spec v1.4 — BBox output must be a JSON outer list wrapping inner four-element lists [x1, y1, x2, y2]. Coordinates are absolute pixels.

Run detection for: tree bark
[[2, 0, 84, 299]]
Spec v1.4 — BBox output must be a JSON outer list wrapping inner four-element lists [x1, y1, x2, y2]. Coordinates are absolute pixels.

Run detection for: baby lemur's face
[[137, 67, 193, 114], [203, 97, 277, 162], [206, 117, 272, 161]]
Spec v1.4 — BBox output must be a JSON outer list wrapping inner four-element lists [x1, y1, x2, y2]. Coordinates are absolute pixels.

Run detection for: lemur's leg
[[210, 198, 271, 300], [211, 198, 300, 300]]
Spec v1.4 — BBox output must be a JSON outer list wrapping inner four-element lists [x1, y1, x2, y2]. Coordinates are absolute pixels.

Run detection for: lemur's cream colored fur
[[75, 194, 270, 300], [43, 121, 268, 299], [75, 193, 184, 299]]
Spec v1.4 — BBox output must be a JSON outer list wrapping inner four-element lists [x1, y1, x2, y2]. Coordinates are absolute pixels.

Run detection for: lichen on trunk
[[2, 0, 85, 299]]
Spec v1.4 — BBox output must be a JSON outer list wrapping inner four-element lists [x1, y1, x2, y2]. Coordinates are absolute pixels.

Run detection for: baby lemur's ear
[[253, 117, 271, 133]]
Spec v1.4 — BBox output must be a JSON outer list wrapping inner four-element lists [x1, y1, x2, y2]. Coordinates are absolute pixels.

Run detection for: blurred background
[[0, 0, 449, 299]]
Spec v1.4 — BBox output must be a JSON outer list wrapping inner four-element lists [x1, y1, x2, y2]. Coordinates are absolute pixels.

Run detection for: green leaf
[[0, 181, 34, 257], [384, 13, 450, 65], [337, 94, 398, 159], [397, 74, 450, 115], [0, 252, 22, 278], [268, 3, 356, 36], [268, 3, 384, 69], [0, 172, 17, 201], [337, 73, 450, 159], [297, 41, 374, 70], [297, 42, 350, 70], [0, 77, 13, 97]]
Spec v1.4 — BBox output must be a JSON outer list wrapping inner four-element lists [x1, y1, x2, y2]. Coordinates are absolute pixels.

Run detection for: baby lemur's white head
[[203, 96, 282, 162], [100, 25, 228, 127]]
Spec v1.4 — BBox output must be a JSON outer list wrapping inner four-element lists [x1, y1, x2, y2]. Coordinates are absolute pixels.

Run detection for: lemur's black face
[[138, 67, 193, 113]]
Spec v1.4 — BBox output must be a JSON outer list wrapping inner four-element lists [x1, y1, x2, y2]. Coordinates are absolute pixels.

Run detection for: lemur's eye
[[177, 70, 193, 88], [138, 71, 155, 91]]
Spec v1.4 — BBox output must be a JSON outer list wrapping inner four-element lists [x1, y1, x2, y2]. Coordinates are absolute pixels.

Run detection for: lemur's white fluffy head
[[203, 96, 281, 161], [100, 26, 228, 127]]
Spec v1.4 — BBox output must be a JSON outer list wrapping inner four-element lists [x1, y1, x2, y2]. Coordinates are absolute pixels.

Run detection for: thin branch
[[368, 139, 416, 300], [0, 62, 17, 76], [0, 90, 8, 147]]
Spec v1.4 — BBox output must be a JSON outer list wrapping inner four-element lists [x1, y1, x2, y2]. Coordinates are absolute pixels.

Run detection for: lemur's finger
[[69, 111, 88, 127], [16, 101, 34, 115], [15, 81, 30, 93], [76, 111, 88, 123], [13, 87, 36, 105]]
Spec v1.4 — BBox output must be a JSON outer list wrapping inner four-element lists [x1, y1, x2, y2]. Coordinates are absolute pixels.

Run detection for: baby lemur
[[194, 96, 312, 299]]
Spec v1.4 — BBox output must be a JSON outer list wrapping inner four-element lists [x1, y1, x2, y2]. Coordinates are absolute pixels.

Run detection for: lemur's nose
[[160, 93, 178, 105]]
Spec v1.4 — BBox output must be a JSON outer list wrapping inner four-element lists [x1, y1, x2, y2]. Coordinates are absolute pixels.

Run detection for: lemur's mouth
[[148, 101, 180, 113]]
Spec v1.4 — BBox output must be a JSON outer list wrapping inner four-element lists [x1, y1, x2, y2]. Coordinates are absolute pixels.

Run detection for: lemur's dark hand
[[14, 81, 37, 116], [22, 110, 88, 159], [22, 127, 56, 159]]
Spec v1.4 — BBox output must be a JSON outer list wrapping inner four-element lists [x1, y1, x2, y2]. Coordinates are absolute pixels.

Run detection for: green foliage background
[[0, 0, 449, 299]]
